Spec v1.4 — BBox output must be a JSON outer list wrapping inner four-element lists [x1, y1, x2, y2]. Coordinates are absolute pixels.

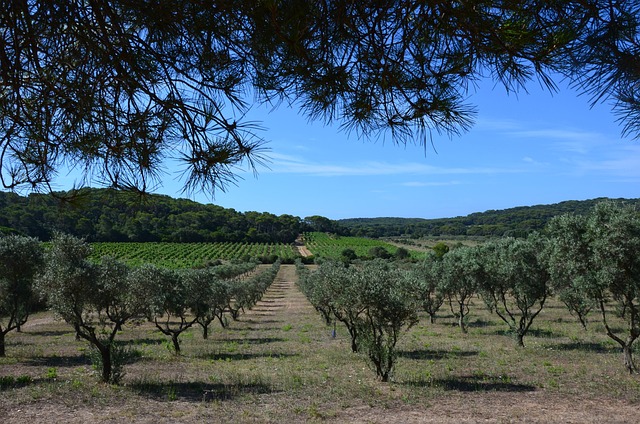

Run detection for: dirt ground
[[2, 265, 639, 423]]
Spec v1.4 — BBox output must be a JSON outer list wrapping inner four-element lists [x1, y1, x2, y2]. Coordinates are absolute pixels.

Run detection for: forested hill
[[2, 190, 637, 242], [0, 188, 336, 243], [338, 198, 640, 238]]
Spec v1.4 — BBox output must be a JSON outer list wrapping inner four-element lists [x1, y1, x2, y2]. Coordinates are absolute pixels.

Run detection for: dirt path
[[294, 236, 313, 257], [243, 264, 312, 319]]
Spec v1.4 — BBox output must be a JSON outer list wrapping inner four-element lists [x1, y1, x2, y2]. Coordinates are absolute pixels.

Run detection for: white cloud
[[400, 181, 462, 187], [265, 153, 520, 177]]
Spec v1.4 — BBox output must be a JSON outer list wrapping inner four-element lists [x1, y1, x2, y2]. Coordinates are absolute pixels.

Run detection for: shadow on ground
[[404, 375, 535, 392], [128, 380, 277, 402]]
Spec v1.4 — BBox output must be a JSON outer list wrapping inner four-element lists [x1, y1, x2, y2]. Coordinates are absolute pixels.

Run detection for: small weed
[[282, 324, 293, 331], [0, 375, 16, 388], [17, 375, 33, 386], [307, 403, 323, 419], [45, 367, 58, 380], [166, 385, 178, 401]]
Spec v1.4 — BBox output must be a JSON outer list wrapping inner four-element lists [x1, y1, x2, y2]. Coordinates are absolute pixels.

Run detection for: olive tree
[[133, 265, 198, 355], [545, 214, 597, 330], [548, 202, 640, 373], [194, 276, 232, 338], [312, 261, 365, 353], [356, 260, 420, 382], [0, 235, 44, 356], [415, 254, 445, 324], [438, 246, 484, 333], [37, 234, 145, 383], [481, 236, 551, 347]]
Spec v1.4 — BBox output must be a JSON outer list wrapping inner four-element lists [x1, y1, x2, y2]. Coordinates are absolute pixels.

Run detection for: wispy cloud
[[506, 128, 602, 141], [572, 145, 640, 179], [522, 156, 550, 167], [400, 181, 462, 187], [266, 153, 520, 177]]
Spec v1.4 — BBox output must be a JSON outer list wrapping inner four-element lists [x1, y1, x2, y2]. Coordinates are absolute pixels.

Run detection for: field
[[1, 265, 639, 423], [303, 232, 426, 260], [90, 242, 301, 267]]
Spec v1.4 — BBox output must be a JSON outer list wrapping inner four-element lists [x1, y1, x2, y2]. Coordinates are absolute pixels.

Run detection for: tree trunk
[[202, 324, 209, 340], [429, 313, 435, 324], [171, 333, 181, 354], [100, 345, 112, 383], [516, 332, 525, 348], [458, 304, 467, 333], [578, 315, 588, 331], [0, 332, 6, 357], [623, 344, 637, 374]]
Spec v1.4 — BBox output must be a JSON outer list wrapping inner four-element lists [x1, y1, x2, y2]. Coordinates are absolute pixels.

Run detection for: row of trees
[[0, 233, 279, 383], [298, 202, 640, 379]]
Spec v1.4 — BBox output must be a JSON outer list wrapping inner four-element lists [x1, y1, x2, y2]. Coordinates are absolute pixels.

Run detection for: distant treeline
[[2, 189, 637, 242], [338, 198, 640, 238], [0, 188, 344, 243]]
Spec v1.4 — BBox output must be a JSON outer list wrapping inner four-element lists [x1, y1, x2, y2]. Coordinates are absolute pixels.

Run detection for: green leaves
[[547, 201, 640, 372], [301, 259, 419, 381]]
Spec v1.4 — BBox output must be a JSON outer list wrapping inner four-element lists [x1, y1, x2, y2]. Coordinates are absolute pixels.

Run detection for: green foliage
[[0, 189, 312, 244], [338, 198, 640, 238], [90, 241, 298, 268], [480, 236, 551, 347], [132, 264, 194, 354], [303, 232, 418, 261], [415, 255, 445, 324], [547, 201, 640, 373], [7, 2, 640, 194], [0, 235, 44, 356], [37, 233, 146, 383], [432, 242, 450, 259], [298, 259, 419, 381], [438, 246, 483, 333], [356, 260, 420, 382]]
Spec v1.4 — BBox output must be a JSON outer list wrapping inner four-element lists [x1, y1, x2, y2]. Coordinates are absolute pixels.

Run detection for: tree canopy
[[1, 1, 639, 195]]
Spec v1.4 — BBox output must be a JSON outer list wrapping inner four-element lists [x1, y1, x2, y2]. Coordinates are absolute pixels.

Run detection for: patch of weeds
[[546, 378, 559, 389], [544, 362, 565, 376], [87, 343, 132, 384], [0, 375, 16, 388], [298, 334, 311, 343], [45, 367, 58, 380], [1, 374, 33, 390], [0, 357, 18, 365], [17, 375, 33, 385], [223, 340, 239, 353], [307, 402, 323, 420], [166, 384, 178, 401], [282, 324, 293, 331]]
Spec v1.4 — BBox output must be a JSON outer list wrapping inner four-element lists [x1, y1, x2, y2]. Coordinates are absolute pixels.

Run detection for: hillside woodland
[[338, 198, 640, 238], [1, 189, 638, 242], [0, 189, 331, 243]]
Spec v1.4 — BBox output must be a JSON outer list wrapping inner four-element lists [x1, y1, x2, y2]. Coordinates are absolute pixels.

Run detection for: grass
[[1, 266, 640, 423]]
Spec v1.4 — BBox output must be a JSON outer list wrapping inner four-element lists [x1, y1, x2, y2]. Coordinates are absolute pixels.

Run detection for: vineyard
[[302, 231, 425, 260], [90, 241, 301, 268]]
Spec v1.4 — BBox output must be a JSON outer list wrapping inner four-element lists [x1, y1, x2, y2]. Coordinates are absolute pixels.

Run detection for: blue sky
[[160, 76, 639, 220], [56, 76, 639, 221]]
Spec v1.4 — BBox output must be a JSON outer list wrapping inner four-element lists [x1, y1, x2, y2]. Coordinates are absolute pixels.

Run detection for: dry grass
[[1, 265, 639, 423]]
